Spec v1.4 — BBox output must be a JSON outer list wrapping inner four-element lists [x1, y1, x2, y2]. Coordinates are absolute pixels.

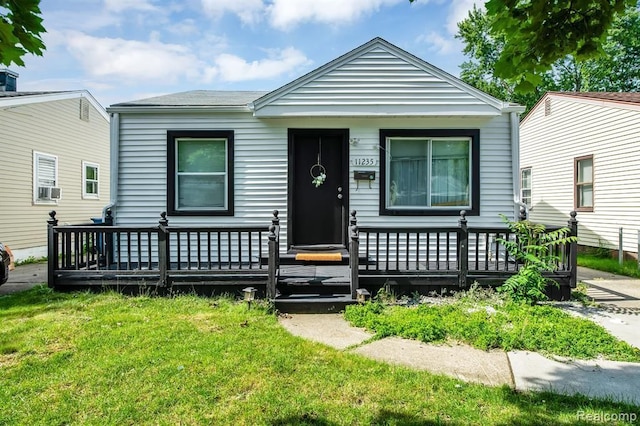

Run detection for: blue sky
[[15, 0, 482, 108]]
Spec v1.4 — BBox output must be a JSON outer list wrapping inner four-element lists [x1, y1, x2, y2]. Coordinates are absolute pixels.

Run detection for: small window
[[380, 129, 479, 216], [167, 130, 234, 216], [83, 162, 99, 199], [520, 167, 532, 207], [33, 151, 59, 204], [575, 155, 593, 211]]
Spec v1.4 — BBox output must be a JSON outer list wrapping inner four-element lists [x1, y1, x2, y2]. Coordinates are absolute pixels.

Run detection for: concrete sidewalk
[[279, 267, 640, 406]]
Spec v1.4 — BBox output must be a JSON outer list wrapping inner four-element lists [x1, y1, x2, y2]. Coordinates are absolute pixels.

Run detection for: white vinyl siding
[[254, 47, 502, 117], [521, 94, 640, 254], [83, 161, 99, 199], [115, 114, 515, 253]]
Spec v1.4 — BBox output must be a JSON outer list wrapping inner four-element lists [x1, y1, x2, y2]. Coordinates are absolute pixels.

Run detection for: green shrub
[[497, 216, 577, 305]]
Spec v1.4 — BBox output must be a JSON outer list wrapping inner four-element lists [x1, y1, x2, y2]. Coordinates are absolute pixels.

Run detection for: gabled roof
[[0, 90, 109, 121], [252, 37, 522, 117], [522, 91, 640, 125], [547, 91, 640, 104]]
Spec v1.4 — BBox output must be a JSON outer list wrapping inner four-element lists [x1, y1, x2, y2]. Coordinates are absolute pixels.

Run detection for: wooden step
[[274, 293, 356, 314]]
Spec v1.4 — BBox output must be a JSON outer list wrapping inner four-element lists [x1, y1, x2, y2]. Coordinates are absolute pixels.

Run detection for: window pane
[[431, 140, 469, 207], [177, 175, 225, 209], [86, 182, 98, 195], [578, 184, 593, 207], [86, 166, 97, 180], [521, 168, 531, 188], [388, 139, 429, 207], [178, 139, 226, 173], [577, 159, 592, 183]]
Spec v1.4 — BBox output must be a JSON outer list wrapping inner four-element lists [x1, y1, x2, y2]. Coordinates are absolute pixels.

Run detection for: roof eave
[[106, 105, 253, 114]]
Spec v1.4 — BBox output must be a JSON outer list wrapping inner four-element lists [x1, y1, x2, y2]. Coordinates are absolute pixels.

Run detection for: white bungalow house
[[46, 37, 573, 306], [0, 70, 110, 262], [520, 92, 640, 258], [106, 38, 525, 249]]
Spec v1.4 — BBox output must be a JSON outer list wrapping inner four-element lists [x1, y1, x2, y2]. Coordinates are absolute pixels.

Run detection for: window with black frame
[[380, 129, 479, 216], [167, 130, 234, 216]]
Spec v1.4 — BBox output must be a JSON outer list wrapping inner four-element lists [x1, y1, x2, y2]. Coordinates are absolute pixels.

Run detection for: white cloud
[[419, 31, 455, 54], [446, 0, 484, 35], [267, 0, 403, 30], [200, 0, 266, 25], [64, 31, 203, 83], [104, 0, 159, 13], [214, 47, 311, 82]]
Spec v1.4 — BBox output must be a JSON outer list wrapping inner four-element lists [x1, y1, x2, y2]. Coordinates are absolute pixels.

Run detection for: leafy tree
[[485, 0, 635, 92], [456, 5, 640, 111], [0, 0, 46, 66]]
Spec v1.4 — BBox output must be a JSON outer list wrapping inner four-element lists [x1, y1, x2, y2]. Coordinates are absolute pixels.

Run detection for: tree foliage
[[0, 0, 46, 66], [456, 4, 640, 111], [486, 0, 635, 92]]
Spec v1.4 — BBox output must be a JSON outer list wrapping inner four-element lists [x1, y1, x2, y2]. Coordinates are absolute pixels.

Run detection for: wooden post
[[458, 210, 468, 288], [568, 211, 578, 288], [158, 212, 169, 287], [349, 210, 359, 299], [47, 211, 58, 288], [266, 210, 280, 300], [104, 208, 114, 265], [619, 227, 624, 265], [267, 224, 278, 300]]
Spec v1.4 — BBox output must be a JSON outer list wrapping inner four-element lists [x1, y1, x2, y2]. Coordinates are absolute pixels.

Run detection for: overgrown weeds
[[345, 289, 640, 362]]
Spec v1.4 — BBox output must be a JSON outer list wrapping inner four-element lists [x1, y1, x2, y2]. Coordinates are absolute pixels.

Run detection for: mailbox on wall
[[354, 170, 375, 189]]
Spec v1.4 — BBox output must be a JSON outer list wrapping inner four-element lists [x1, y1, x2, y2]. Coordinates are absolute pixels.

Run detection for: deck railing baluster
[[217, 231, 221, 270]]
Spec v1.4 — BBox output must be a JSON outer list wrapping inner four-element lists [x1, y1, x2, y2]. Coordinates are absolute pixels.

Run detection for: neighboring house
[[0, 69, 110, 262], [520, 91, 640, 256], [106, 38, 525, 254]]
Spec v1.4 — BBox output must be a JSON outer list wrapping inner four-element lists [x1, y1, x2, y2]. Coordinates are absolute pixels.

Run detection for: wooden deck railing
[[47, 210, 277, 289], [48, 208, 577, 299], [349, 209, 578, 295]]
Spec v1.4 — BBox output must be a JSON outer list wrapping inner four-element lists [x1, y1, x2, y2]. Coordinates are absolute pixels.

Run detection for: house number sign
[[350, 157, 378, 166]]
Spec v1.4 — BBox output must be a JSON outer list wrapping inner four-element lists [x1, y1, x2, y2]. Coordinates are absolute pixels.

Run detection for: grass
[[578, 253, 640, 278], [1, 286, 639, 424], [344, 289, 640, 362]]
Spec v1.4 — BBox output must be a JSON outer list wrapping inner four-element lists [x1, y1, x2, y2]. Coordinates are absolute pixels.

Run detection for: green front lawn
[[1, 286, 638, 424]]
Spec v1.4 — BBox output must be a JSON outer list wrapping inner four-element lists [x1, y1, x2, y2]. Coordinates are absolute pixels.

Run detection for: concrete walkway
[[280, 267, 640, 406]]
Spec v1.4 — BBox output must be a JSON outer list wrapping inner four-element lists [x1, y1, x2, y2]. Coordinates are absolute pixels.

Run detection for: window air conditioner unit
[[38, 186, 62, 200], [50, 187, 62, 199]]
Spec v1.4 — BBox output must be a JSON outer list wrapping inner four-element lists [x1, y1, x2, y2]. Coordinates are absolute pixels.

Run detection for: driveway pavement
[[0, 262, 47, 295]]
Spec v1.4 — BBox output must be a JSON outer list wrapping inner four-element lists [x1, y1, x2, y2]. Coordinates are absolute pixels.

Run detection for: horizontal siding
[[116, 114, 516, 253], [256, 48, 499, 116], [0, 97, 110, 256], [521, 96, 640, 253]]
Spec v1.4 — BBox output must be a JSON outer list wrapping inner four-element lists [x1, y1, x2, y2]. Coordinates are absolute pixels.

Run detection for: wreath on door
[[310, 137, 326, 187]]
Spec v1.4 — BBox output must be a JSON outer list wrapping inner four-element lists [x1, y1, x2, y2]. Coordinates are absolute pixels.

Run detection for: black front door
[[289, 129, 348, 249]]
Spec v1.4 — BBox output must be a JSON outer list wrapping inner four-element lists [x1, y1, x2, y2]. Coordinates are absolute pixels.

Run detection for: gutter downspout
[[510, 111, 527, 220], [103, 112, 119, 220]]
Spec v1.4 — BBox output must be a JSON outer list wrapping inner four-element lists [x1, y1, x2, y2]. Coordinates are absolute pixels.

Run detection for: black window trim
[[167, 130, 234, 216], [379, 129, 480, 216]]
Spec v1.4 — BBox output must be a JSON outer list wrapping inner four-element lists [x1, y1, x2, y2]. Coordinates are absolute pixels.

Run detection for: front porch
[[47, 209, 578, 312]]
